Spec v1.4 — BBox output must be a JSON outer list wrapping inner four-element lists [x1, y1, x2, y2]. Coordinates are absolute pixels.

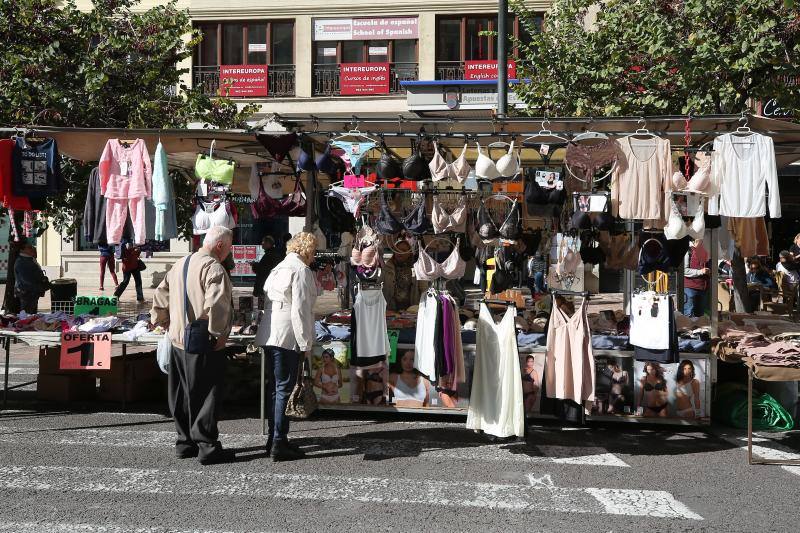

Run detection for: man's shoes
[[198, 448, 236, 465], [265, 437, 273, 456], [285, 439, 306, 457], [271, 441, 304, 462], [176, 447, 199, 459]]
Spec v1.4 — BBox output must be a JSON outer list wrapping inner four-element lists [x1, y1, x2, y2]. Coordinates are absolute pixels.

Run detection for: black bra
[[478, 199, 520, 240], [402, 139, 430, 181], [579, 235, 605, 265], [376, 142, 403, 180], [638, 236, 672, 276], [569, 210, 615, 231], [644, 381, 666, 392], [375, 192, 431, 235]]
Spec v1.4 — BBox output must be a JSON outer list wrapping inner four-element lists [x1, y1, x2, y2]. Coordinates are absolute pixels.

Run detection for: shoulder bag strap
[[183, 254, 192, 323]]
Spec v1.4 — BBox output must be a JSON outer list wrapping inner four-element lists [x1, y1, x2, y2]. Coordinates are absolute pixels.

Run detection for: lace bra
[[375, 192, 432, 236], [475, 141, 520, 179], [193, 200, 236, 235], [429, 142, 470, 182], [564, 139, 618, 189], [477, 199, 521, 240], [671, 153, 711, 193], [664, 197, 704, 240], [431, 196, 467, 234], [251, 175, 282, 219], [413, 242, 466, 281], [350, 225, 381, 269]]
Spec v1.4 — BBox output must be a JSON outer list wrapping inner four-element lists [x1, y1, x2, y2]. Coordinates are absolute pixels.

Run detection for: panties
[[331, 141, 377, 174], [329, 185, 376, 217]]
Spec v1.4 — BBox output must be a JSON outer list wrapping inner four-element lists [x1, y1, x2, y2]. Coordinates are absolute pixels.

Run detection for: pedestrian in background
[[151, 225, 235, 465], [14, 243, 49, 314], [98, 243, 118, 291], [256, 232, 319, 461], [114, 239, 144, 303], [252, 235, 282, 297]]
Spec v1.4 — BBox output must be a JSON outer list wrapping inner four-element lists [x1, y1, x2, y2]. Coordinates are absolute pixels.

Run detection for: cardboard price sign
[[74, 295, 118, 316], [339, 62, 390, 95], [59, 332, 112, 370], [463, 60, 517, 81]]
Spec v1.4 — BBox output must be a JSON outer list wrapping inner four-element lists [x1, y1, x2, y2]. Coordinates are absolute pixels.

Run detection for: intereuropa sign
[[219, 65, 269, 97], [340, 63, 390, 95], [464, 60, 518, 81]]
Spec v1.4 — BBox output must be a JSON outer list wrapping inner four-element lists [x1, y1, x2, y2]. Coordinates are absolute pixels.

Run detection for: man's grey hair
[[203, 226, 233, 248]]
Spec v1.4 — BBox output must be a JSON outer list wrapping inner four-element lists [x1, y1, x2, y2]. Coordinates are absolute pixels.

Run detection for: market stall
[[1, 115, 799, 434]]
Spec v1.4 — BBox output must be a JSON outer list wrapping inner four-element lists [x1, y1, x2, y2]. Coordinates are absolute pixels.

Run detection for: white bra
[[413, 243, 466, 281], [664, 198, 704, 240], [431, 196, 467, 234], [475, 141, 520, 179], [192, 201, 237, 235]]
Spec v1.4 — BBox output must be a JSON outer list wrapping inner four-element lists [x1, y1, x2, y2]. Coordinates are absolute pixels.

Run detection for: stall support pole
[[497, 0, 509, 118], [260, 347, 266, 435], [304, 168, 317, 233], [121, 344, 127, 411], [2, 337, 9, 410], [710, 228, 720, 338]]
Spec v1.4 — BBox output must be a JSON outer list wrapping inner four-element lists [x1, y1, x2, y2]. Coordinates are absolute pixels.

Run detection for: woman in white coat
[[256, 232, 318, 461]]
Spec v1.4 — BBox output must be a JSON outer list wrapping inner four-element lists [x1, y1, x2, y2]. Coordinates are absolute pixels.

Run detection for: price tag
[[59, 332, 112, 370]]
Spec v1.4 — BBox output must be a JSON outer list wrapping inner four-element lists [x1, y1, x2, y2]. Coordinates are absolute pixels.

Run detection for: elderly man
[[151, 226, 235, 465]]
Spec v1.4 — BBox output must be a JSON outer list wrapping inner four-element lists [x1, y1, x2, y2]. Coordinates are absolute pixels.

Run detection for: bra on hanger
[[413, 241, 466, 281], [474, 141, 520, 179], [375, 192, 432, 235], [431, 196, 467, 234], [638, 236, 672, 276], [671, 153, 711, 193], [350, 225, 381, 269], [402, 138, 430, 181], [429, 142, 470, 182], [280, 176, 306, 217], [251, 175, 282, 219], [376, 142, 403, 180], [193, 200, 236, 234], [664, 197, 704, 240], [477, 199, 521, 240]]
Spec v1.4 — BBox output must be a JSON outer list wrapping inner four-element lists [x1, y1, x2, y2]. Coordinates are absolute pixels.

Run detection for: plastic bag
[[157, 332, 172, 374]]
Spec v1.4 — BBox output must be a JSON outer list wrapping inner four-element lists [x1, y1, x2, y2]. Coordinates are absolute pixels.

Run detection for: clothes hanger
[[731, 113, 755, 144], [521, 118, 570, 144], [329, 126, 379, 145], [622, 118, 658, 146]]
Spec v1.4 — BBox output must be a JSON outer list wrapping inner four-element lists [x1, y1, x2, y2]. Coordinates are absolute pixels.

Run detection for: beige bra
[[431, 196, 467, 234], [429, 142, 470, 182]]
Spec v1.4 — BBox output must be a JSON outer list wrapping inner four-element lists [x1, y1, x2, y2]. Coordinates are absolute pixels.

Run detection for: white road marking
[[0, 465, 702, 520], [0, 523, 276, 533], [742, 444, 800, 477], [0, 426, 630, 467]]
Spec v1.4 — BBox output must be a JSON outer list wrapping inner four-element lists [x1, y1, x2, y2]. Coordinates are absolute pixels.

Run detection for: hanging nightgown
[[545, 297, 595, 409], [466, 303, 525, 438]]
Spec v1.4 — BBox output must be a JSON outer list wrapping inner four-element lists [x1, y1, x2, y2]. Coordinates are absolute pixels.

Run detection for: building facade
[[47, 1, 548, 287]]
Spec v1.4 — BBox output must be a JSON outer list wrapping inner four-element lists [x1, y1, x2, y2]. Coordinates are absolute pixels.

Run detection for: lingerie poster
[[311, 342, 473, 409], [519, 352, 545, 415], [591, 356, 635, 416], [633, 359, 707, 419]]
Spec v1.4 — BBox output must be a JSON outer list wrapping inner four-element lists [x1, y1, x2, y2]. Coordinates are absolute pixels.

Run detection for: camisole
[[429, 142, 470, 182], [413, 243, 466, 281], [393, 375, 427, 402], [431, 196, 467, 234]]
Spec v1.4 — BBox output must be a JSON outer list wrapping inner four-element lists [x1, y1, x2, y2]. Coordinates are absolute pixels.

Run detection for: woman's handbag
[[285, 356, 318, 419], [137, 259, 147, 272]]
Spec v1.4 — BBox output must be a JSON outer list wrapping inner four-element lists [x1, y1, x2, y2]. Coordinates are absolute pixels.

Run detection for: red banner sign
[[340, 63, 390, 95], [219, 65, 268, 97], [463, 60, 517, 81], [60, 332, 112, 370], [231, 245, 259, 276]]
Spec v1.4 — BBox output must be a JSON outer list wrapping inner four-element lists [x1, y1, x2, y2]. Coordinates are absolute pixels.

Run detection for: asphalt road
[[0, 401, 799, 533]]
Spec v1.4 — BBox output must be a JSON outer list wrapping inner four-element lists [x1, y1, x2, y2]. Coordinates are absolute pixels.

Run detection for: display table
[[0, 330, 256, 410], [744, 357, 800, 466]]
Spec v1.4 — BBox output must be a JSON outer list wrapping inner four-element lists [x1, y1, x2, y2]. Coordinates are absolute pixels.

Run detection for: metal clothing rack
[[550, 289, 591, 299]]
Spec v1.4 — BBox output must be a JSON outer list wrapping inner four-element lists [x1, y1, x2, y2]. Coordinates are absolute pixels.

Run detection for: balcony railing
[[192, 65, 296, 97], [436, 61, 465, 81], [312, 63, 418, 97]]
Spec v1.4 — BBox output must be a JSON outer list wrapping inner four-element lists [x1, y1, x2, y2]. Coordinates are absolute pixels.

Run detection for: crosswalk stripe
[[0, 522, 276, 533], [0, 426, 630, 467], [0, 465, 702, 520], [741, 444, 800, 477]]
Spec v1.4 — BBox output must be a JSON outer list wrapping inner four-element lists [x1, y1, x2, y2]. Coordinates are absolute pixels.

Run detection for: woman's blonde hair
[[794, 233, 800, 243], [287, 232, 317, 261]]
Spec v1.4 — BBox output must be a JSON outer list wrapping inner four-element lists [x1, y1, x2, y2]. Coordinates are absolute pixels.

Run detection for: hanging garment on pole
[[466, 303, 524, 438], [545, 297, 595, 407], [350, 287, 390, 366], [630, 292, 679, 363]]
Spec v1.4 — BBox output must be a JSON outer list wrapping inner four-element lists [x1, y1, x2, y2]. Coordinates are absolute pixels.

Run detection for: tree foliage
[[0, 0, 257, 239], [512, 0, 800, 116]]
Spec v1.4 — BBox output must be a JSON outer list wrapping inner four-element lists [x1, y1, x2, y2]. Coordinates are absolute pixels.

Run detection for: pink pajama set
[[99, 139, 152, 245]]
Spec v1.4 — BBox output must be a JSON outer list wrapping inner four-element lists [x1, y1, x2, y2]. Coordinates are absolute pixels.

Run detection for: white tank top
[[393, 375, 426, 402]]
